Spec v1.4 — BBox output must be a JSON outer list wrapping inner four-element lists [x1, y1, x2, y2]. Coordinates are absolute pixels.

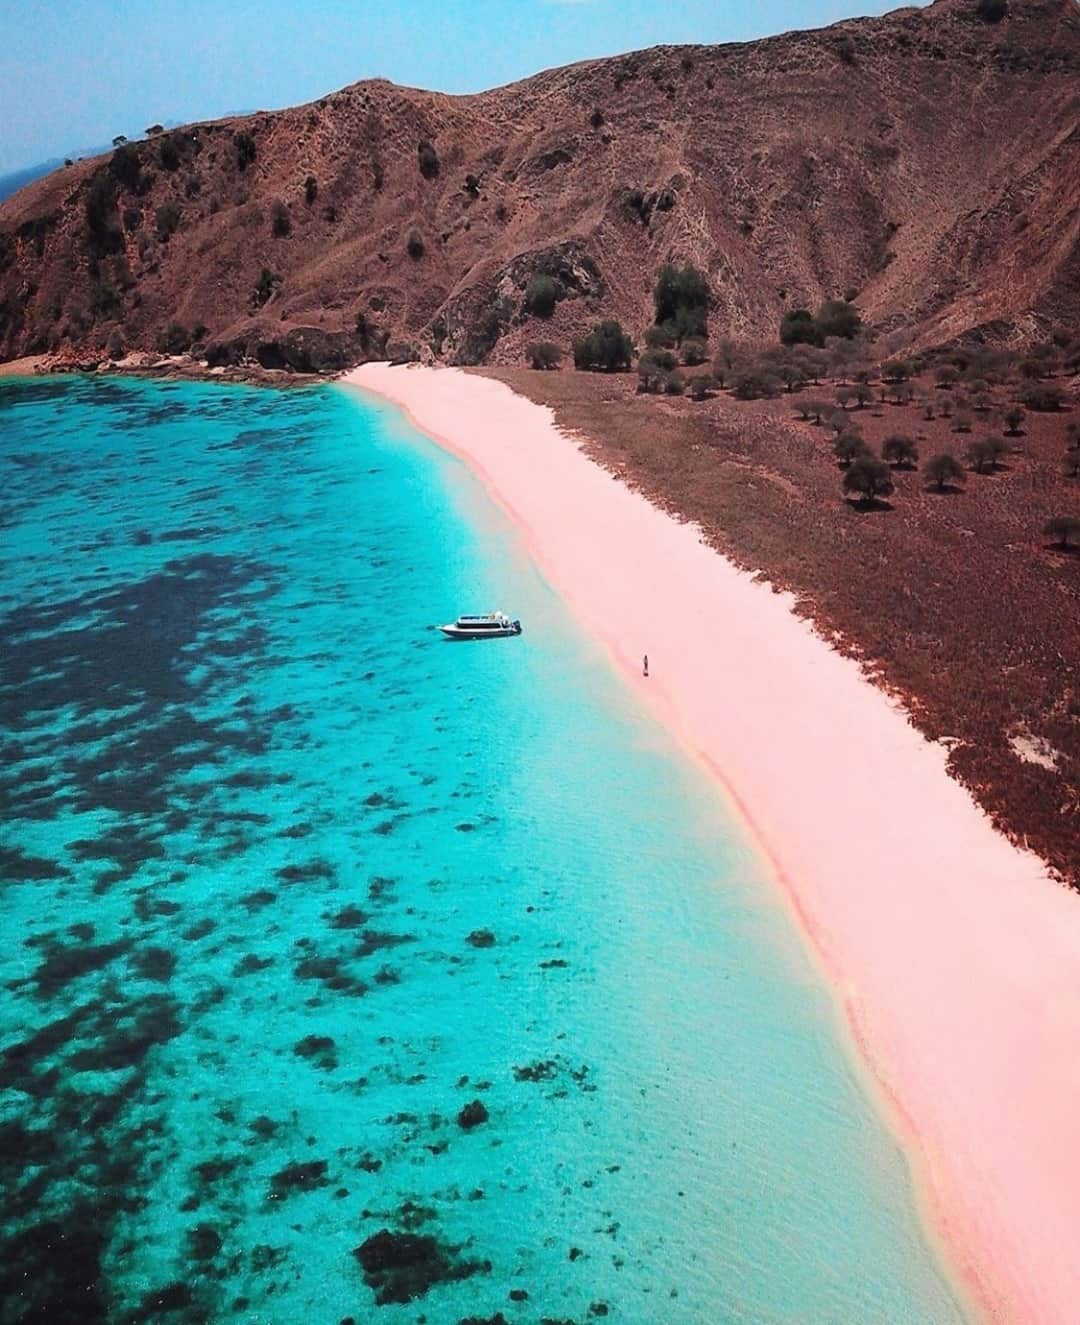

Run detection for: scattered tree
[[935, 363, 959, 388], [145, 123, 164, 136], [1004, 405, 1026, 435], [842, 454, 895, 505], [573, 319, 634, 372], [834, 432, 870, 467], [732, 369, 781, 400], [112, 134, 128, 148], [881, 358, 913, 383], [924, 452, 966, 491], [952, 409, 973, 434], [711, 339, 738, 388], [681, 336, 708, 366], [967, 435, 1009, 473], [688, 374, 716, 401], [1042, 516, 1080, 550], [524, 273, 558, 318], [1019, 383, 1064, 412], [526, 341, 562, 370], [463, 173, 481, 197], [800, 398, 831, 423], [882, 434, 919, 468]]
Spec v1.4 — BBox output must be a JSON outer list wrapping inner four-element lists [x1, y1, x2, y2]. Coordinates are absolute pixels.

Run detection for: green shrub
[[882, 434, 919, 468], [157, 136, 181, 171], [1019, 383, 1064, 412], [109, 143, 144, 191], [975, 0, 1007, 20], [154, 202, 182, 241], [526, 341, 562, 370], [780, 308, 821, 347], [842, 455, 894, 504], [681, 336, 708, 365], [816, 299, 861, 340], [834, 432, 870, 467], [653, 263, 709, 342], [156, 321, 191, 354], [235, 131, 257, 170], [573, 319, 633, 372], [1043, 516, 1080, 549], [271, 200, 291, 237], [924, 453, 966, 491], [418, 140, 439, 179], [732, 370, 781, 400], [253, 267, 282, 307], [524, 274, 558, 318]]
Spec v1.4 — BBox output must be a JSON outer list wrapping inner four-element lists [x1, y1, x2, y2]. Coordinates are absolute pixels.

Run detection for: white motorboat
[[438, 611, 522, 640]]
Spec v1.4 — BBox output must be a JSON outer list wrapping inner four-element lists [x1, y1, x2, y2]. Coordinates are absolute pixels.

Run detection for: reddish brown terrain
[[0, 0, 1077, 368], [487, 360, 1080, 882]]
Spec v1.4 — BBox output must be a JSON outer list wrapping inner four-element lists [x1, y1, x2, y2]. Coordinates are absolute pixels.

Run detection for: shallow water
[[0, 375, 968, 1324]]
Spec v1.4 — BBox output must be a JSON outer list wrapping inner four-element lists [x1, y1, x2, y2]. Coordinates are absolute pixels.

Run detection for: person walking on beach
[[643, 654, 649, 677]]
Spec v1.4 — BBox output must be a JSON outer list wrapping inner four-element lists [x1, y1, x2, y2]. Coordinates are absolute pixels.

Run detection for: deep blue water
[[0, 375, 968, 1324]]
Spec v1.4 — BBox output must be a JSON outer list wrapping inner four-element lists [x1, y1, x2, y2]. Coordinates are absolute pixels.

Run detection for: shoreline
[[343, 362, 1080, 1324]]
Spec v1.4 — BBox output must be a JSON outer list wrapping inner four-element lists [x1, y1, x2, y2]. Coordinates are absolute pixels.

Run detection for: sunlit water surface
[[0, 376, 967, 1324]]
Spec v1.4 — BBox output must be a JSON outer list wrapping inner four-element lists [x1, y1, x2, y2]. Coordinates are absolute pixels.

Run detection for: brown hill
[[0, 0, 1077, 371]]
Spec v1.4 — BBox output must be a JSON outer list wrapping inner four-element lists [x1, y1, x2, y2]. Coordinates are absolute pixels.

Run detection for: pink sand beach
[[344, 362, 1080, 1323]]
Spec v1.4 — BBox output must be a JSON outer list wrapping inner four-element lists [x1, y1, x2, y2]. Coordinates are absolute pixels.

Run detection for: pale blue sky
[[0, 0, 924, 171]]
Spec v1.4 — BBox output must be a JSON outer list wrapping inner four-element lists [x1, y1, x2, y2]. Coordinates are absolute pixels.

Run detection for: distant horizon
[[0, 0, 929, 174]]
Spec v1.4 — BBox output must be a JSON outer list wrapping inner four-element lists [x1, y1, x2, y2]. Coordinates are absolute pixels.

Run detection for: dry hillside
[[0, 0, 1077, 371]]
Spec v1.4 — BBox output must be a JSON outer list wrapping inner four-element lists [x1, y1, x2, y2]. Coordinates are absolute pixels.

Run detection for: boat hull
[[438, 624, 522, 640]]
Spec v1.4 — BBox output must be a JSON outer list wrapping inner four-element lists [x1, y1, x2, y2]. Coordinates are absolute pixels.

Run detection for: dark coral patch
[[354, 1228, 491, 1305], [269, 1160, 329, 1200]]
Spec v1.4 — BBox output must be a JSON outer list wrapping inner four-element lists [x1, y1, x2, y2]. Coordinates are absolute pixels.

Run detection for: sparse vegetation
[[834, 432, 870, 467], [924, 453, 966, 491], [967, 435, 1009, 473], [304, 175, 318, 204], [732, 369, 781, 400], [154, 201, 182, 241], [1004, 405, 1026, 435], [270, 200, 291, 237], [1042, 515, 1080, 549], [526, 341, 562, 370], [253, 267, 283, 307], [524, 273, 558, 318], [234, 131, 257, 170], [406, 228, 425, 260], [155, 321, 191, 354], [782, 300, 862, 347], [882, 434, 919, 469], [1019, 383, 1064, 412], [842, 454, 894, 505], [418, 140, 440, 179], [573, 319, 633, 372], [653, 262, 709, 344]]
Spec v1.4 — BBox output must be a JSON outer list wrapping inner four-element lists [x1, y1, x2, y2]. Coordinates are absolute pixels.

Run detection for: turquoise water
[[0, 375, 968, 1324]]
